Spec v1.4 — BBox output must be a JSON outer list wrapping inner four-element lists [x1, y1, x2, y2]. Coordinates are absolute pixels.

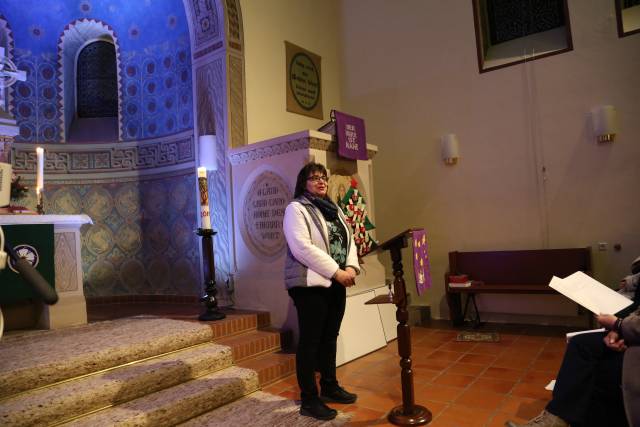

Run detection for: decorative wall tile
[[85, 224, 115, 256], [84, 187, 114, 221], [147, 258, 171, 292], [116, 223, 142, 253], [120, 259, 146, 291], [39, 172, 201, 298], [115, 184, 141, 218], [50, 187, 83, 213]]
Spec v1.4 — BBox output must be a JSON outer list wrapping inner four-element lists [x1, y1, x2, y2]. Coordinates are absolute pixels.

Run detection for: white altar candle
[[197, 167, 212, 229], [36, 147, 44, 192]]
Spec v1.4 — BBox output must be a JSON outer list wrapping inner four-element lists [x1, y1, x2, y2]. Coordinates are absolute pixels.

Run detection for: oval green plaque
[[289, 52, 320, 111]]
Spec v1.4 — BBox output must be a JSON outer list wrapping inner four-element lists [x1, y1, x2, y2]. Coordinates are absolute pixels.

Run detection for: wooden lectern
[[365, 229, 432, 426]]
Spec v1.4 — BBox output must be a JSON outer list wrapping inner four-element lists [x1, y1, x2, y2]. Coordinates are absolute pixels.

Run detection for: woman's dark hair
[[293, 162, 328, 198]]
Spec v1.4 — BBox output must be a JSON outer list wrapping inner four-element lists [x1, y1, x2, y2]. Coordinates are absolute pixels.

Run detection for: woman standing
[[283, 162, 360, 421]]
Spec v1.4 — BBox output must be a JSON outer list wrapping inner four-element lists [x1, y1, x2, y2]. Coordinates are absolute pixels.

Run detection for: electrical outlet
[[598, 242, 608, 251]]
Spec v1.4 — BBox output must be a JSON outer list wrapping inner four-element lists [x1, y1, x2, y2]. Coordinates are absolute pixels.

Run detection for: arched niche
[[57, 19, 123, 142]]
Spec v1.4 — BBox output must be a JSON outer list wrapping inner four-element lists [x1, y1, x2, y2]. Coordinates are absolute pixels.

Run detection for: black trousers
[[288, 281, 346, 402], [547, 332, 628, 427]]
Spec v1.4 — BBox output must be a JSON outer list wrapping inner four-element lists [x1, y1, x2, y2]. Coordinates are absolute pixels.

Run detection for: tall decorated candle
[[36, 147, 44, 193], [197, 167, 212, 229]]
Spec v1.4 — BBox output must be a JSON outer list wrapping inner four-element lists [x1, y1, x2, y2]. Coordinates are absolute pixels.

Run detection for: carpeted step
[[62, 366, 260, 427], [177, 390, 349, 426], [237, 352, 296, 387], [215, 329, 282, 362], [0, 317, 215, 398], [0, 342, 233, 427]]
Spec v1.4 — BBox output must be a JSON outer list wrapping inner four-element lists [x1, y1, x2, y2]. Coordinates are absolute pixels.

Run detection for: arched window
[[76, 40, 117, 118]]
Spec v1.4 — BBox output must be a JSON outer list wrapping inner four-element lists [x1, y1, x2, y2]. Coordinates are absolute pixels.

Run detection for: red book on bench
[[449, 274, 469, 283]]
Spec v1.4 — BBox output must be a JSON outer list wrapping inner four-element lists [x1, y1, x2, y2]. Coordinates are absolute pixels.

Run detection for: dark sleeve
[[621, 309, 640, 345]]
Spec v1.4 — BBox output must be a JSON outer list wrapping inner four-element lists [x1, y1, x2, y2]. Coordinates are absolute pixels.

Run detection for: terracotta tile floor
[[263, 322, 573, 427]]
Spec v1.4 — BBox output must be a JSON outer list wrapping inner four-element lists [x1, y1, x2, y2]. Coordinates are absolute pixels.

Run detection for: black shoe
[[300, 398, 338, 420], [320, 385, 358, 404]]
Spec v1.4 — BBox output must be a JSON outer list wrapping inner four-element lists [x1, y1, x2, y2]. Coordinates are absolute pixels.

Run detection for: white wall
[[240, 0, 343, 143], [338, 0, 640, 320]]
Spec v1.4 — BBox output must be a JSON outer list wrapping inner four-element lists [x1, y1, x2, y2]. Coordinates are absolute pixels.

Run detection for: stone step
[[237, 352, 296, 387], [61, 366, 259, 427], [0, 317, 215, 398], [215, 329, 282, 362], [0, 342, 233, 427]]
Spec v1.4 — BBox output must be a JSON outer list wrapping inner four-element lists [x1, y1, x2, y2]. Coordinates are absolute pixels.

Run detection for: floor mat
[[456, 331, 500, 342]]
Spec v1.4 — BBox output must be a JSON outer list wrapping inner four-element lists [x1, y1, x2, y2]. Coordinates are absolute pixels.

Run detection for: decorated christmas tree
[[338, 178, 378, 257]]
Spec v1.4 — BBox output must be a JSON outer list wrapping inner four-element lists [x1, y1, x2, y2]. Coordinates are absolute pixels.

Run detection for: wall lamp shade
[[591, 105, 618, 143], [199, 134, 218, 171], [441, 134, 460, 165]]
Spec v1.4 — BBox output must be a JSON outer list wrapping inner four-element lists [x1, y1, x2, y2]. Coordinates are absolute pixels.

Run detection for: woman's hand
[[596, 314, 618, 329], [619, 279, 627, 291], [345, 266, 357, 279], [603, 330, 627, 352], [334, 269, 356, 287]]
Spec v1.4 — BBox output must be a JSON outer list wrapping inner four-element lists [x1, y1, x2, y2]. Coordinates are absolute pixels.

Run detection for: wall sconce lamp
[[591, 105, 618, 143], [441, 134, 460, 165], [199, 134, 218, 170]]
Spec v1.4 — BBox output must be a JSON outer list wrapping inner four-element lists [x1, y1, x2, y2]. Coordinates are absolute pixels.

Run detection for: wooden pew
[[445, 248, 591, 326]]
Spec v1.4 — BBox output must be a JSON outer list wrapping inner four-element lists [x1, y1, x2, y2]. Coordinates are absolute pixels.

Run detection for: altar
[[0, 215, 92, 329]]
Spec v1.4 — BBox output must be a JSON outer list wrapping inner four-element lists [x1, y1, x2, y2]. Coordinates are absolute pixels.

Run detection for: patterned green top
[[327, 217, 347, 268]]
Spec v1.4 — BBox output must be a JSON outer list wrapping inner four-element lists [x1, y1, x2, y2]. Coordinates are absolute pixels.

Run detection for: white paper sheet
[[565, 328, 606, 342], [549, 271, 633, 315]]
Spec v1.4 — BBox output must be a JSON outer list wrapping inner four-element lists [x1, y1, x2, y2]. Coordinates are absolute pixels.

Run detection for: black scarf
[[304, 192, 339, 221]]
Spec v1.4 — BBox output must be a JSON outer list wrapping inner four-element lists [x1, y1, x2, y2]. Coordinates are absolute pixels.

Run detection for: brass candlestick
[[36, 189, 44, 214]]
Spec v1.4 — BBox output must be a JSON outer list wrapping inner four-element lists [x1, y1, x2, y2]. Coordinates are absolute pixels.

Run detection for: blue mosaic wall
[[41, 175, 202, 297], [11, 54, 59, 142], [119, 40, 192, 141], [3, 0, 193, 143]]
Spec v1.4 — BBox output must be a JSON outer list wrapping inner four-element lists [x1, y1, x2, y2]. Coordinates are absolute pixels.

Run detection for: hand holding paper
[[549, 271, 633, 315]]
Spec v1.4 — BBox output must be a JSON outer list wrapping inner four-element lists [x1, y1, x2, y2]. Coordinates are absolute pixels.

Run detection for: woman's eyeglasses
[[307, 175, 328, 183]]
